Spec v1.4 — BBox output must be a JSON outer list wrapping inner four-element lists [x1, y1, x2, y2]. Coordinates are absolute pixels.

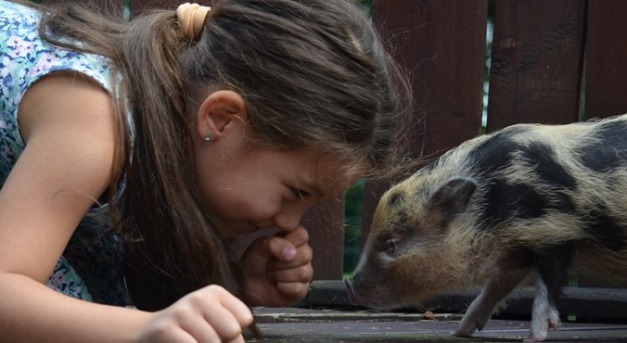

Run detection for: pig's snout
[[344, 277, 392, 309]]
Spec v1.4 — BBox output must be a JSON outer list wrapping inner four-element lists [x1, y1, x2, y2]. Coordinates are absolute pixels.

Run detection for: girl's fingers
[[181, 317, 220, 343], [224, 335, 247, 343], [181, 286, 253, 342], [267, 242, 313, 270], [276, 281, 310, 302], [209, 285, 254, 327], [266, 263, 313, 283], [280, 226, 309, 247]]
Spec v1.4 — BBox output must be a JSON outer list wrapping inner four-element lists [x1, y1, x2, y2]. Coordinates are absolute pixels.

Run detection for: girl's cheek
[[253, 199, 283, 219]]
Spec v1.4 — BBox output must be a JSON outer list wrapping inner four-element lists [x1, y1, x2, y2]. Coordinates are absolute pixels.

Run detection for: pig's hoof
[[452, 328, 476, 338], [524, 328, 548, 342], [454, 316, 486, 337], [548, 317, 561, 331], [523, 333, 547, 343]]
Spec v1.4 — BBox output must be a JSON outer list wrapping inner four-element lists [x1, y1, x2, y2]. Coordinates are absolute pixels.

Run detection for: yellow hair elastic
[[177, 3, 212, 41]]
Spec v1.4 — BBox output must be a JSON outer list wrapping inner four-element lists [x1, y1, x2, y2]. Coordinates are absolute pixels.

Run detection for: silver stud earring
[[203, 132, 212, 142]]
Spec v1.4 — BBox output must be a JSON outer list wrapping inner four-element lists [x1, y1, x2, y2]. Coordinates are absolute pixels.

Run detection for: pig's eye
[[384, 238, 400, 255]]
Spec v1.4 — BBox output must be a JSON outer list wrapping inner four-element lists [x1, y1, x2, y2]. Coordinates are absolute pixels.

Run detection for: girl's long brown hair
[[31, 0, 413, 310]]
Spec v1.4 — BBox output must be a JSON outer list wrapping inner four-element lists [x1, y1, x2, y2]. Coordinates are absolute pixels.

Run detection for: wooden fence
[[38, 0, 627, 284]]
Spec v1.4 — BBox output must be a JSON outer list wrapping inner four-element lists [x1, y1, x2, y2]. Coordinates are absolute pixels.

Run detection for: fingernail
[[282, 246, 296, 260]]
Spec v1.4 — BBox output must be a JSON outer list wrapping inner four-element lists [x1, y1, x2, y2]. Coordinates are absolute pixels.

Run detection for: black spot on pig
[[549, 191, 576, 214], [480, 183, 574, 229], [579, 121, 627, 172], [388, 191, 405, 208], [468, 131, 520, 176], [476, 141, 576, 228], [480, 182, 550, 227], [532, 241, 575, 305], [584, 208, 626, 251], [520, 142, 576, 190]]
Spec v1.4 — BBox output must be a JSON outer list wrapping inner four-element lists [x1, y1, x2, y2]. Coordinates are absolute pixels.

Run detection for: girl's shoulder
[[0, 1, 39, 21], [0, 0, 114, 95], [0, 0, 130, 182]]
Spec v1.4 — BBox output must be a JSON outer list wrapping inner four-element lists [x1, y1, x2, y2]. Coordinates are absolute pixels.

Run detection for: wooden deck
[[245, 281, 627, 342], [249, 307, 627, 342]]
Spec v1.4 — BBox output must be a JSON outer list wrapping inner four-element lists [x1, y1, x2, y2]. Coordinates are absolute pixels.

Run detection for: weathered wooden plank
[[487, 0, 586, 131], [584, 0, 627, 119], [249, 305, 627, 342], [361, 0, 487, 241], [302, 281, 627, 323], [296, 281, 627, 342]]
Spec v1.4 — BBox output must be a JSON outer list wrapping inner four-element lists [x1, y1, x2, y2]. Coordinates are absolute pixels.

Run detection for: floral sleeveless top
[[0, 0, 130, 305]]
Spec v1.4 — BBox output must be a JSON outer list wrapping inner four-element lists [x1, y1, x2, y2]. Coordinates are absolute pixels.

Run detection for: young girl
[[0, 0, 410, 341]]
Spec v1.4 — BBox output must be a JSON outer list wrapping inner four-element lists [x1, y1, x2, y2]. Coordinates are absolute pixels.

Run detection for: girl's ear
[[195, 90, 247, 142]]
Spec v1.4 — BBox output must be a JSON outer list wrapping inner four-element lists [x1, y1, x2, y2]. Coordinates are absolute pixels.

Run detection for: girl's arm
[[0, 73, 252, 342]]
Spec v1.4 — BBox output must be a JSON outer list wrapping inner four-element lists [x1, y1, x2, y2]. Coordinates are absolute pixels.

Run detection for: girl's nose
[[274, 202, 310, 231]]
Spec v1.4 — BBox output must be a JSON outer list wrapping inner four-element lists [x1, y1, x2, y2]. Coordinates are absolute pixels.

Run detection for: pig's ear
[[428, 177, 477, 221]]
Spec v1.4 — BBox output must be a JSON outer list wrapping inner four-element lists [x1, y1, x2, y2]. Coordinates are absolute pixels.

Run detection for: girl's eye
[[291, 187, 310, 199]]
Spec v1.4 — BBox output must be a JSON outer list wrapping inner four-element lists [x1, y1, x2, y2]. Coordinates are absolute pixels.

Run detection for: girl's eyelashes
[[290, 187, 310, 199]]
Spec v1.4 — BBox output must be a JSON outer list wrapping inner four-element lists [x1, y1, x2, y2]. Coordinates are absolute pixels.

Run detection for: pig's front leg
[[524, 241, 573, 342], [454, 268, 530, 337], [524, 278, 561, 342]]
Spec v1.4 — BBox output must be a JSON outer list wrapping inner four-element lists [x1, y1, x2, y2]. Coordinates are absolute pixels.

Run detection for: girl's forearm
[[0, 272, 152, 343]]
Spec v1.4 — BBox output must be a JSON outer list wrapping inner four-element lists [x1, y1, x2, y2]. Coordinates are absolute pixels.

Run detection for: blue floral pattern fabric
[[0, 0, 129, 305]]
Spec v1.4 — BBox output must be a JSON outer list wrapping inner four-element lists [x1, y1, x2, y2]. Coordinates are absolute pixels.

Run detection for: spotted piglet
[[345, 114, 627, 342]]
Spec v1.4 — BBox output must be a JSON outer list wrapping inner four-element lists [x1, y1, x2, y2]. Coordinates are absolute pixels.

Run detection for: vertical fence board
[[585, 0, 627, 120], [361, 0, 487, 242], [302, 200, 345, 280], [487, 0, 586, 131]]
